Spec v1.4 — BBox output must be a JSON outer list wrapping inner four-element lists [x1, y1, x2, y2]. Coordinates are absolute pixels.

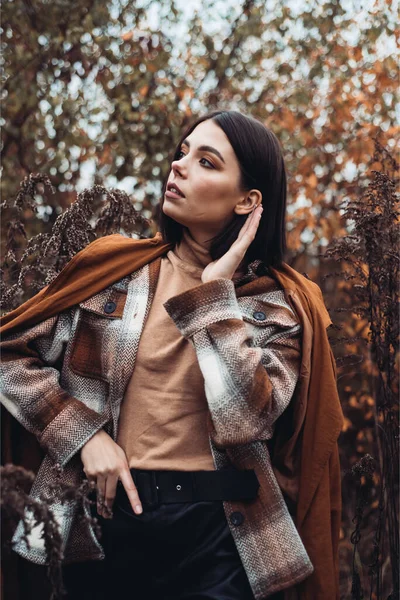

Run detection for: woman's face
[[162, 119, 260, 245]]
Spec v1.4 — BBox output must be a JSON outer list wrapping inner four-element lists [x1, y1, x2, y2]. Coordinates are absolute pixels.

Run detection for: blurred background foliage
[[1, 0, 397, 248], [1, 0, 398, 598]]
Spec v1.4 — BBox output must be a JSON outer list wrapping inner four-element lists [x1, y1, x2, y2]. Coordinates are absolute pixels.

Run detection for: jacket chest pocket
[[238, 298, 272, 345], [69, 287, 128, 381]]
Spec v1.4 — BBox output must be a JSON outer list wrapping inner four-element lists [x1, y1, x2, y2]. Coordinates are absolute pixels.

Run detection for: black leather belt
[[115, 468, 260, 510]]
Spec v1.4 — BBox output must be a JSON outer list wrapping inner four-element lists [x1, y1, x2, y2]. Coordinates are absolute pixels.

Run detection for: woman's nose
[[171, 159, 186, 177]]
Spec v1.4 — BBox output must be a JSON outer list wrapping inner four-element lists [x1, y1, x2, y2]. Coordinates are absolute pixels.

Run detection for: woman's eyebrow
[[181, 139, 225, 164]]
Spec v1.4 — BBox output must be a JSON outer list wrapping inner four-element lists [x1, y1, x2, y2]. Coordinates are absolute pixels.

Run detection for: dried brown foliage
[[0, 174, 152, 313], [324, 138, 399, 599], [1, 464, 101, 599]]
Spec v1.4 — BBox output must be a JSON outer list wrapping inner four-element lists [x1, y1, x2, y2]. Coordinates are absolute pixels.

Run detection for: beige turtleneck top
[[116, 228, 246, 471]]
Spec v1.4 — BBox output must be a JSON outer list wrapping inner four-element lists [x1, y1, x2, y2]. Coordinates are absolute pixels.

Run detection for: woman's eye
[[199, 157, 214, 168], [176, 150, 214, 168]]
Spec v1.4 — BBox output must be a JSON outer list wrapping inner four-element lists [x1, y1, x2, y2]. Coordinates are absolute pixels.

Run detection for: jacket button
[[253, 311, 266, 321], [229, 511, 245, 526], [104, 301, 117, 314]]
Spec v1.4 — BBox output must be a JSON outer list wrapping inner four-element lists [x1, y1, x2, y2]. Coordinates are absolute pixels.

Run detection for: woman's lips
[[165, 189, 184, 199]]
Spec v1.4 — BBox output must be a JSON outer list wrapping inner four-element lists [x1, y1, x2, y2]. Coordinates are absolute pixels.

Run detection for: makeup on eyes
[[181, 139, 225, 164], [177, 149, 215, 167]]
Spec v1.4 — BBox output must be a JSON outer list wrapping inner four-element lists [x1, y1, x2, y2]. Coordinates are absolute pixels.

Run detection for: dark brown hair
[[158, 110, 288, 269]]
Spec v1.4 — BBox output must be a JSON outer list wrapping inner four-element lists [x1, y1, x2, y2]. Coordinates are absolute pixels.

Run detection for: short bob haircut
[[158, 110, 287, 270]]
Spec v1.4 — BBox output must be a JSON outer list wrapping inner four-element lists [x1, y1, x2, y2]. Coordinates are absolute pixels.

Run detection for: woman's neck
[[174, 227, 248, 278], [184, 228, 213, 249], [173, 228, 213, 269]]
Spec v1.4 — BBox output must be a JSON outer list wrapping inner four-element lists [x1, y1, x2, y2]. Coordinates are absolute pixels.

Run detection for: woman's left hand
[[201, 205, 263, 284]]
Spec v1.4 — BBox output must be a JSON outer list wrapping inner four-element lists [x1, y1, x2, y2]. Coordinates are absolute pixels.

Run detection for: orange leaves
[[319, 216, 331, 239], [298, 155, 315, 173], [347, 135, 376, 164], [121, 32, 133, 42], [352, 46, 363, 62], [342, 417, 353, 431], [349, 395, 360, 408], [139, 85, 149, 96], [307, 173, 318, 189], [347, 394, 376, 410], [175, 87, 194, 100], [98, 147, 112, 167], [279, 107, 297, 133]]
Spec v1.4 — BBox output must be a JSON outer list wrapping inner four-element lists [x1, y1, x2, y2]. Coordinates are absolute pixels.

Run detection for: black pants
[[64, 497, 259, 600], [13, 499, 285, 600]]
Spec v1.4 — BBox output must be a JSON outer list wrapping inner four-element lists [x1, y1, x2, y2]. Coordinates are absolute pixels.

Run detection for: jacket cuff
[[163, 278, 243, 338], [39, 398, 109, 468]]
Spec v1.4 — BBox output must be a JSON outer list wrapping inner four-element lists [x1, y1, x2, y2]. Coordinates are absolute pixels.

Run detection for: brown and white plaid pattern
[[0, 257, 313, 598]]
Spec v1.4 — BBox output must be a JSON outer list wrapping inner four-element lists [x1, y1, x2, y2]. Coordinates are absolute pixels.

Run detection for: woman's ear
[[234, 189, 263, 216]]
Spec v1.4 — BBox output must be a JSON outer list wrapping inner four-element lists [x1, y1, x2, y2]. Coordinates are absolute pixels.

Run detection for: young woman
[[1, 110, 342, 600]]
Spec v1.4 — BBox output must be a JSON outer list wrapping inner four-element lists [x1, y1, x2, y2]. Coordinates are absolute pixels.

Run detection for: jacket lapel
[[110, 258, 162, 436]]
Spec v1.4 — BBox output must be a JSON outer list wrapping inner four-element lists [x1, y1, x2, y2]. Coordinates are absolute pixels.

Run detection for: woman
[[0, 110, 343, 600]]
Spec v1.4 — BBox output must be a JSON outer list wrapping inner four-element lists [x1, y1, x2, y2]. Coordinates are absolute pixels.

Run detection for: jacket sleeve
[[0, 310, 109, 467], [163, 278, 301, 448]]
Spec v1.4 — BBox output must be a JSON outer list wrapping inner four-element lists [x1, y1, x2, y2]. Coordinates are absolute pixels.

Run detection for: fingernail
[[135, 505, 143, 514]]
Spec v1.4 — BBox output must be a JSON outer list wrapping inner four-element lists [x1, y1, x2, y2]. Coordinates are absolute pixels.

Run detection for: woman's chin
[[162, 202, 187, 226]]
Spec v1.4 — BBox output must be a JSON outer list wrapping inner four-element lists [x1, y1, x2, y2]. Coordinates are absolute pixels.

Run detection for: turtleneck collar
[[173, 228, 213, 269], [169, 228, 248, 282]]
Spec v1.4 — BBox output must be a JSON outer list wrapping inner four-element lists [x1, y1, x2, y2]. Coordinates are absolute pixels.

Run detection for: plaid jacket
[[0, 255, 313, 598]]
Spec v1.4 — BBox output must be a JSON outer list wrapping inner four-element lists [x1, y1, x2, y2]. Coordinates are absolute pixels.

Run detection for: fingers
[[220, 205, 262, 271], [246, 205, 263, 234], [103, 473, 119, 519], [80, 432, 142, 518], [92, 472, 140, 518], [92, 470, 141, 518], [119, 468, 143, 515], [239, 204, 259, 234], [96, 474, 107, 517], [236, 205, 263, 248]]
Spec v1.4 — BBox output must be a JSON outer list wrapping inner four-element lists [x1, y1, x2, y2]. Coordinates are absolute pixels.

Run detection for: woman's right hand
[[80, 429, 142, 518]]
